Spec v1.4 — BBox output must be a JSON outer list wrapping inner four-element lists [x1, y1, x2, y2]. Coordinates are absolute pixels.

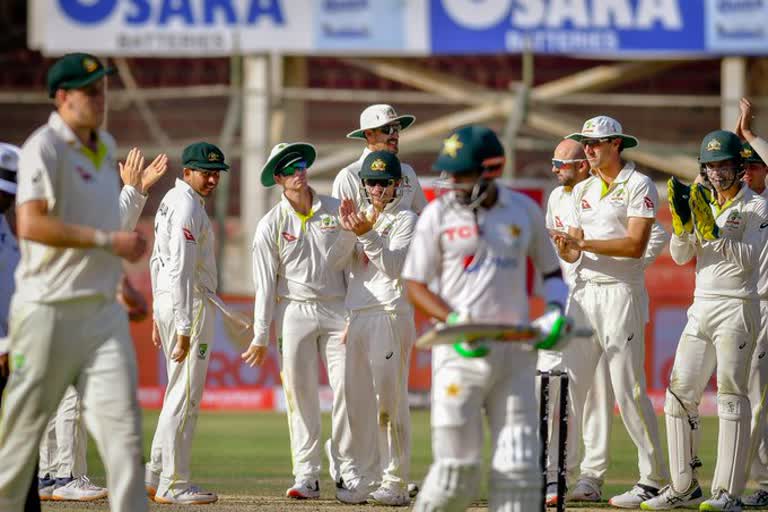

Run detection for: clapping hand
[[119, 148, 168, 194], [339, 198, 377, 236], [736, 97, 756, 142]]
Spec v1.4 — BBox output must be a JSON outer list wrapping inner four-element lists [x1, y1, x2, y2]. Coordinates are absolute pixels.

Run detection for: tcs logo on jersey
[[442, 225, 479, 241], [58, 0, 286, 26]]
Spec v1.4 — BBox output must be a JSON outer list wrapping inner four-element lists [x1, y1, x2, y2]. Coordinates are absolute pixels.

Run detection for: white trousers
[[39, 386, 88, 479], [561, 281, 668, 488], [276, 299, 348, 485], [416, 343, 541, 510], [147, 292, 214, 493], [748, 301, 768, 488], [667, 297, 757, 496], [0, 297, 147, 512], [344, 308, 414, 490]]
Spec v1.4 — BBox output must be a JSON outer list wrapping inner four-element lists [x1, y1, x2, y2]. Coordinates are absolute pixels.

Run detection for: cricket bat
[[207, 294, 253, 349], [415, 322, 593, 350]]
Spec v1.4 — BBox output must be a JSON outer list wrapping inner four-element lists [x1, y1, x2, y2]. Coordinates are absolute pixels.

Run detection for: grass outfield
[[41, 410, 768, 511]]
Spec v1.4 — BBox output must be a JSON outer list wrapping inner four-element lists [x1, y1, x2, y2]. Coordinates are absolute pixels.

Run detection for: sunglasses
[[552, 158, 587, 169], [364, 178, 395, 188], [581, 138, 615, 147], [378, 124, 401, 136], [277, 161, 307, 177]]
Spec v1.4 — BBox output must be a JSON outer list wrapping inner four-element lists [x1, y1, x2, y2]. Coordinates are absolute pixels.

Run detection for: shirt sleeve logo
[[581, 198, 592, 210], [643, 195, 654, 210], [281, 231, 297, 242], [182, 227, 196, 242]]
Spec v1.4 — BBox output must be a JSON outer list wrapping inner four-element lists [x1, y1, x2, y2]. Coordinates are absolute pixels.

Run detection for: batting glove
[[447, 311, 490, 358], [689, 183, 719, 241], [667, 177, 693, 236], [532, 305, 569, 350]]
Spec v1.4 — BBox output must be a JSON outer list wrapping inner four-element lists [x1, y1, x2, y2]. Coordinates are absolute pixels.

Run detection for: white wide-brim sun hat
[[566, 115, 639, 149], [346, 104, 415, 139]]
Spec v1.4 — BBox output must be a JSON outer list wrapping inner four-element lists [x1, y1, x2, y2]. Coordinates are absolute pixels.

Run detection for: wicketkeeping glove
[[532, 305, 569, 350], [667, 177, 692, 236], [689, 183, 719, 241], [447, 311, 490, 358]]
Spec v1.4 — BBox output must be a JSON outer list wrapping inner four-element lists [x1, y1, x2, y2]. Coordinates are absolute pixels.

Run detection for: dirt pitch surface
[[41, 495, 634, 511]]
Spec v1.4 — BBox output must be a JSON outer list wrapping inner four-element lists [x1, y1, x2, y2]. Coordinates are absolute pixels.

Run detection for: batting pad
[[712, 394, 750, 496], [664, 389, 697, 492]]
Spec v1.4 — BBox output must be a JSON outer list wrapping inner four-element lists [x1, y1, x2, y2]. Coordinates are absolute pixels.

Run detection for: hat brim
[[346, 115, 415, 139], [49, 67, 116, 98], [566, 132, 639, 150], [186, 161, 230, 172], [261, 143, 316, 187]]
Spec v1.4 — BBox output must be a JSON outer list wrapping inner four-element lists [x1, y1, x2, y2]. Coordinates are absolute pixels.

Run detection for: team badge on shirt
[[445, 383, 461, 397], [319, 215, 339, 232], [198, 343, 209, 359], [725, 210, 742, 229]]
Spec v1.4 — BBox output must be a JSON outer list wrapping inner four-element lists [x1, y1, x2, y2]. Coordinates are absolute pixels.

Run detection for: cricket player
[[551, 116, 669, 508], [733, 99, 768, 509], [330, 150, 418, 506], [641, 129, 768, 511], [38, 146, 166, 503], [404, 125, 571, 512], [333, 104, 427, 213], [145, 142, 228, 505], [0, 53, 149, 512], [544, 138, 669, 505], [0, 142, 41, 512], [242, 142, 355, 501]]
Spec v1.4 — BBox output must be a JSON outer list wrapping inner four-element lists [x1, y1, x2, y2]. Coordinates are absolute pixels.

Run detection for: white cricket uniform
[[405, 187, 562, 511], [251, 191, 351, 486], [146, 178, 217, 494], [0, 111, 148, 512], [748, 188, 768, 490], [332, 148, 428, 214], [38, 184, 145, 484], [543, 184, 669, 486], [334, 205, 417, 492], [559, 162, 669, 490], [667, 184, 768, 497]]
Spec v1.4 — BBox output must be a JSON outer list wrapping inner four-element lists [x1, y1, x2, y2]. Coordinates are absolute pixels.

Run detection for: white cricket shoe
[[570, 479, 601, 502], [370, 484, 410, 506], [286, 480, 320, 500], [699, 490, 743, 511], [640, 481, 705, 510], [51, 476, 108, 501], [610, 483, 661, 509], [742, 489, 768, 507], [154, 485, 218, 505], [336, 479, 370, 504], [38, 475, 57, 501], [407, 482, 420, 498]]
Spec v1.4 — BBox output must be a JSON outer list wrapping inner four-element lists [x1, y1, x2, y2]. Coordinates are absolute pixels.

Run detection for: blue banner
[[429, 0, 707, 56]]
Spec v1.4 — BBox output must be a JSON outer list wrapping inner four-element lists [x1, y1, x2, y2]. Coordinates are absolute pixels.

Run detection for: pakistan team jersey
[[402, 187, 560, 324]]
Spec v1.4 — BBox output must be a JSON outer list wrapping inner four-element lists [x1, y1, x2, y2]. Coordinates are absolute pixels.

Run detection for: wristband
[[93, 230, 112, 252]]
